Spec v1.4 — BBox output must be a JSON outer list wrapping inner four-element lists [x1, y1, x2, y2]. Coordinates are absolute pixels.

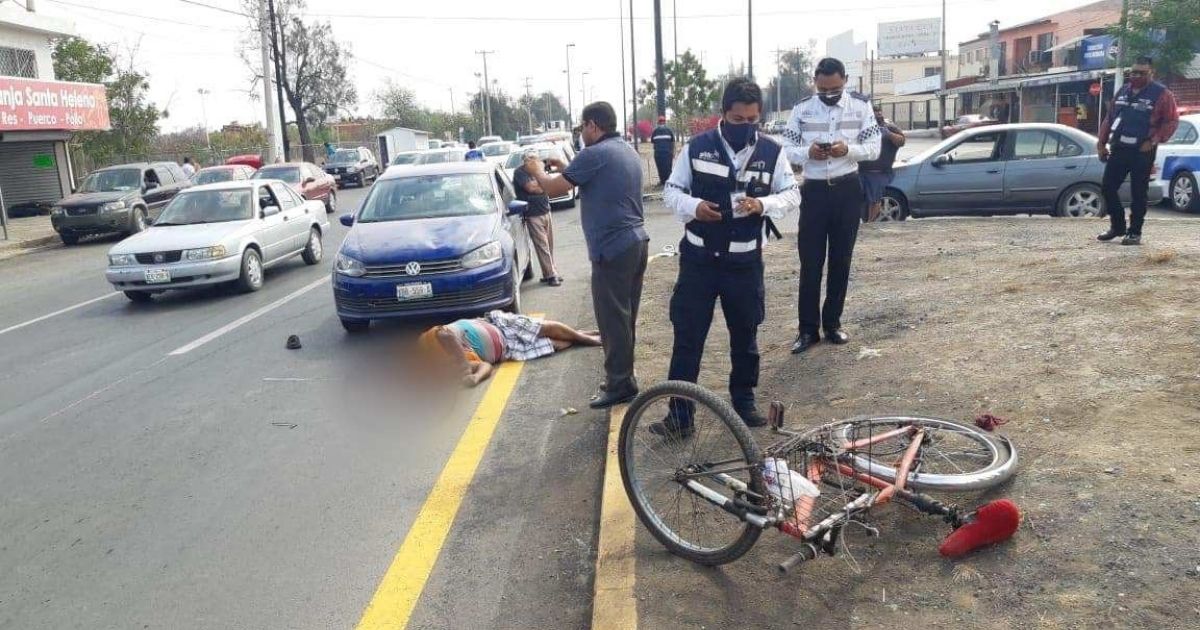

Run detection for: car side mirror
[[303, 177, 316, 185], [261, 205, 281, 218], [933, 154, 951, 167], [507, 200, 529, 215], [339, 213, 355, 227]]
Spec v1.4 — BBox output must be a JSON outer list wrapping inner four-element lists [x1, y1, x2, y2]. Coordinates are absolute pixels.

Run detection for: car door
[[1003, 129, 1089, 211], [309, 163, 332, 201], [1159, 120, 1200, 181], [256, 184, 293, 261], [495, 168, 526, 275], [268, 182, 309, 252], [142, 167, 174, 217], [914, 130, 1008, 214]]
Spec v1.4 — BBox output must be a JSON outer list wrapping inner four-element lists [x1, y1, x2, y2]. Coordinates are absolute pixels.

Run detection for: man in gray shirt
[[525, 101, 650, 408]]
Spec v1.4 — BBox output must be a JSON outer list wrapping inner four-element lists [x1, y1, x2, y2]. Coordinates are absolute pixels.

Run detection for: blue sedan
[[879, 123, 1165, 221], [332, 162, 532, 332]]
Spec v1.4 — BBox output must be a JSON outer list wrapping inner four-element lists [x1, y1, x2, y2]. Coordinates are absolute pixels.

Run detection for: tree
[[375, 82, 424, 128], [1119, 0, 1200, 78], [638, 50, 719, 128], [518, 91, 569, 130], [763, 47, 815, 113]]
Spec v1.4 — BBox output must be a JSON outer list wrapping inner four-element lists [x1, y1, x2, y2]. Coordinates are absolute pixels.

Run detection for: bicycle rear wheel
[[832, 416, 1017, 492], [618, 381, 765, 566]]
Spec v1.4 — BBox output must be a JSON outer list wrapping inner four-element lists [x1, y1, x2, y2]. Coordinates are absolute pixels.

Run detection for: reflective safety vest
[[1110, 81, 1165, 148]]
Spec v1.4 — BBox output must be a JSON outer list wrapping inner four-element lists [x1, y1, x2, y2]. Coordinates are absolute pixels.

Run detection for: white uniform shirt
[[181, 162, 196, 178], [663, 128, 800, 225], [782, 93, 881, 180]]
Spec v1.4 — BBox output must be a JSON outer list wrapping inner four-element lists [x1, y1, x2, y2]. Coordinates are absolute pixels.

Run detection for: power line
[[45, 0, 242, 31], [176, 0, 252, 18]]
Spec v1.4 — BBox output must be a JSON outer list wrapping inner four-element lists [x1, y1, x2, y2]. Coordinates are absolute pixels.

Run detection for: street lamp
[[581, 71, 590, 108], [565, 43, 576, 129]]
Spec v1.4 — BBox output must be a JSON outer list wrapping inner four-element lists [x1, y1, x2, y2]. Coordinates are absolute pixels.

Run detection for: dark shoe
[[790, 333, 820, 354], [1097, 229, 1126, 242], [1120, 234, 1141, 246], [735, 407, 768, 428], [647, 416, 694, 438], [589, 387, 637, 409], [285, 334, 301, 350], [547, 276, 563, 287], [824, 329, 850, 345]]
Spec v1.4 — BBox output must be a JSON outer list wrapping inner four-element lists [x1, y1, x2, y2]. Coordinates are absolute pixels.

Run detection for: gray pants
[[524, 213, 558, 279], [590, 239, 649, 393]]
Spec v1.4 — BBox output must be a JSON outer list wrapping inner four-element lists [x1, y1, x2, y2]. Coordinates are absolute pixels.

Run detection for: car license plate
[[144, 269, 171, 284], [396, 282, 432, 301]]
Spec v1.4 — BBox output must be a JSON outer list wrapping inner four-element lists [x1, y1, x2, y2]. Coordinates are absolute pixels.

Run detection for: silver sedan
[[105, 180, 330, 302], [879, 123, 1165, 221]]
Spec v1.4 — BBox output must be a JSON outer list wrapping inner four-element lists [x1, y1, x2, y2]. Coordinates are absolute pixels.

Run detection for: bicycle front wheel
[[618, 381, 765, 566], [833, 416, 1017, 492]]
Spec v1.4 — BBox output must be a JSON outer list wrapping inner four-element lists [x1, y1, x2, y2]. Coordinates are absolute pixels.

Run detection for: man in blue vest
[[651, 115, 676, 186], [653, 78, 801, 436], [1096, 56, 1179, 246]]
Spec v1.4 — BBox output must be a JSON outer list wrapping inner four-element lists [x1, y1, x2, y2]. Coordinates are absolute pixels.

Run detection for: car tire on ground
[[124, 290, 153, 303], [1056, 183, 1105, 218], [504, 262, 522, 314], [301, 228, 323, 265], [1170, 171, 1199, 212], [235, 248, 264, 293], [128, 207, 148, 234], [325, 190, 337, 213], [878, 190, 908, 221], [358, 172, 366, 187], [59, 232, 79, 245], [341, 318, 369, 333]]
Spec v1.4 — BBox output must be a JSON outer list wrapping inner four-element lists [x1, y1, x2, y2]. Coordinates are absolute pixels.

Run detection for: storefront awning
[[940, 69, 1116, 96], [1046, 35, 1088, 53]]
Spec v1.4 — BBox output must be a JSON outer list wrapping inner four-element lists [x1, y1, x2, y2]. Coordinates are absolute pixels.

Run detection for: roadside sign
[[32, 154, 55, 169]]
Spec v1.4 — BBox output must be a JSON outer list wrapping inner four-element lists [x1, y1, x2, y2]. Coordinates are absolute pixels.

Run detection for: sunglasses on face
[[1129, 70, 1149, 77]]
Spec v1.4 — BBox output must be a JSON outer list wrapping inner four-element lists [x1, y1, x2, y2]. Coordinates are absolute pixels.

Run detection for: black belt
[[802, 172, 858, 186]]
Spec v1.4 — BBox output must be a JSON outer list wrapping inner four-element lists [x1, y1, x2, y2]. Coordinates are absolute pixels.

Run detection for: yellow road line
[[355, 359, 525, 630], [591, 404, 638, 630]]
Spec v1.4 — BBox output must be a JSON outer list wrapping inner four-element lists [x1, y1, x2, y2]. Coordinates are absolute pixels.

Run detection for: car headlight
[[50, 206, 64, 217], [99, 200, 127, 213], [182, 245, 228, 261], [461, 241, 503, 269], [334, 252, 366, 277], [109, 253, 137, 266]]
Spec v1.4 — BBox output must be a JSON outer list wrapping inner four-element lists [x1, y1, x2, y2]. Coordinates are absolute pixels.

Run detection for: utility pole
[[565, 43, 576, 129], [870, 49, 876, 97], [449, 88, 455, 114], [771, 48, 785, 115], [581, 71, 590, 108], [474, 72, 484, 131], [523, 76, 534, 133], [747, 0, 753, 79], [939, 0, 948, 127], [1115, 0, 1129, 92], [653, 0, 666, 117], [620, 0, 628, 138], [197, 88, 212, 158], [257, 0, 281, 163], [476, 50, 495, 136], [629, 0, 637, 146], [673, 0, 678, 66], [267, 0, 289, 159]]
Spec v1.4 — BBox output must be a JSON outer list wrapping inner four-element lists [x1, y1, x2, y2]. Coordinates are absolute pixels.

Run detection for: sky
[[34, 0, 1096, 132]]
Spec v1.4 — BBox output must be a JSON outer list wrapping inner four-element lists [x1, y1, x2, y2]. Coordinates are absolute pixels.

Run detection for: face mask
[[819, 91, 843, 106], [721, 121, 755, 151], [1130, 75, 1149, 89]]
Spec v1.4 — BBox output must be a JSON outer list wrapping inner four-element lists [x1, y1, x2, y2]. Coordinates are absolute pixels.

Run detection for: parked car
[[194, 165, 256, 185], [413, 149, 466, 165], [253, 162, 338, 213], [480, 141, 515, 165], [878, 123, 1165, 221], [765, 119, 787, 135], [51, 162, 192, 245], [1154, 113, 1200, 212], [323, 146, 380, 188], [428, 139, 446, 150], [331, 162, 533, 332], [105, 180, 330, 302], [517, 134, 542, 146], [388, 151, 422, 168], [503, 143, 576, 209], [477, 135, 503, 146], [940, 114, 999, 139]]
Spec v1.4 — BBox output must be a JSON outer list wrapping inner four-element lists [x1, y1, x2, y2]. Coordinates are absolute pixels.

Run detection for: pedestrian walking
[[650, 115, 676, 186], [180, 157, 196, 179], [464, 141, 484, 161], [1096, 56, 1179, 246], [512, 149, 562, 286], [524, 102, 649, 409], [782, 57, 881, 354], [654, 78, 800, 436], [859, 104, 905, 222]]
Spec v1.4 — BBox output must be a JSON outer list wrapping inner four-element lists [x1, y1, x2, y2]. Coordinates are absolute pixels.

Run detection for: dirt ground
[[630, 217, 1200, 629]]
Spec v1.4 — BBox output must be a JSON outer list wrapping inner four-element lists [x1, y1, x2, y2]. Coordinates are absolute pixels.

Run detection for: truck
[[376, 127, 431, 166]]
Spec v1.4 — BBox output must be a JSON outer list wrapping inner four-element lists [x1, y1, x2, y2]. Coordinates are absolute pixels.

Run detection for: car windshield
[[481, 143, 510, 156], [194, 169, 236, 185], [79, 168, 141, 193], [358, 173, 495, 222], [330, 149, 359, 164], [415, 151, 454, 164], [156, 189, 254, 225], [391, 153, 419, 165], [255, 166, 300, 183], [504, 152, 525, 168]]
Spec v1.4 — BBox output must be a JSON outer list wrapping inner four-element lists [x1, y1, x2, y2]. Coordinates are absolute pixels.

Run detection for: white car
[[477, 135, 503, 146], [1155, 113, 1200, 211], [502, 143, 576, 209], [479, 141, 515, 165], [105, 180, 330, 302]]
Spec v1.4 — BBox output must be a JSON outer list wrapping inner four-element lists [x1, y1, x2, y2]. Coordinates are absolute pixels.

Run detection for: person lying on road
[[419, 311, 601, 386]]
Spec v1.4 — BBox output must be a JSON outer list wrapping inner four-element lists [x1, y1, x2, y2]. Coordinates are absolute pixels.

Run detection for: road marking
[[592, 404, 638, 630], [355, 359, 526, 630], [35, 356, 170, 425], [167, 276, 329, 356], [0, 292, 119, 337]]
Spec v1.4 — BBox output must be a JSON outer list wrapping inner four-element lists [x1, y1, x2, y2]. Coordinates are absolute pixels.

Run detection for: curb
[[0, 234, 60, 260]]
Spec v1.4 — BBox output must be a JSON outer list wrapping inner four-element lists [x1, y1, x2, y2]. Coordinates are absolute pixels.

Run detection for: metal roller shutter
[[0, 141, 64, 209]]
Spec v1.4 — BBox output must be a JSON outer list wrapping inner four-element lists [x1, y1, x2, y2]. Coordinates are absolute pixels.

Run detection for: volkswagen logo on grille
[[153, 253, 165, 263], [405, 261, 421, 276]]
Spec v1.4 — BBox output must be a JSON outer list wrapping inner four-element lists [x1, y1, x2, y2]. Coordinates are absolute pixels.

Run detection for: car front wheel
[[235, 248, 264, 292], [878, 191, 908, 221], [1056, 183, 1104, 218], [301, 228, 323, 265], [325, 190, 337, 213], [1170, 171, 1199, 212], [504, 262, 522, 314], [59, 232, 79, 245]]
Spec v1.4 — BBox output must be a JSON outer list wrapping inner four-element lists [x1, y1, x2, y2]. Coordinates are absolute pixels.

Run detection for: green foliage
[[638, 50, 719, 124], [277, 15, 357, 160], [763, 47, 815, 112], [1118, 0, 1200, 79]]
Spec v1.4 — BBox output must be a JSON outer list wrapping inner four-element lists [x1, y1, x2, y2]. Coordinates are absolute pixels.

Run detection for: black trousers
[[1102, 147, 1154, 235], [667, 254, 765, 416], [654, 152, 673, 185], [590, 239, 649, 393], [798, 176, 863, 336]]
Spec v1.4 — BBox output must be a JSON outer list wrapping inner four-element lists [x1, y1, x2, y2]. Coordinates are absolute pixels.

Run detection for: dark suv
[[51, 162, 192, 245]]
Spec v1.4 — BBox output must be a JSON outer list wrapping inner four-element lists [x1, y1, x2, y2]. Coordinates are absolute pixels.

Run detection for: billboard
[[1081, 35, 1120, 71], [878, 18, 942, 57], [0, 77, 110, 132]]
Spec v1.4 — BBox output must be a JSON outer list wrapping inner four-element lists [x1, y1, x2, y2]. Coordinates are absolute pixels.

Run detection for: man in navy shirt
[[524, 101, 649, 409]]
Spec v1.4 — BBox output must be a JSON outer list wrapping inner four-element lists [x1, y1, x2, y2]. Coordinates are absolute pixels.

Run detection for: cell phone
[[818, 142, 832, 151]]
